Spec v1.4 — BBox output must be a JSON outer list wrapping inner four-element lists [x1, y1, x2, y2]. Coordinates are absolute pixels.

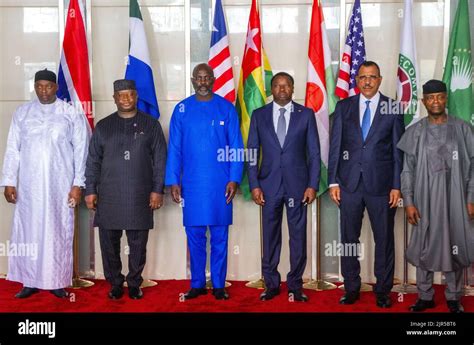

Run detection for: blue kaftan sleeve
[[165, 103, 183, 186], [227, 104, 244, 184]]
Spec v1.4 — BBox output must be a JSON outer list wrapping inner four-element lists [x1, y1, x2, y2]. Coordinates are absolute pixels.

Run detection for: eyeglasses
[[356, 75, 380, 82]]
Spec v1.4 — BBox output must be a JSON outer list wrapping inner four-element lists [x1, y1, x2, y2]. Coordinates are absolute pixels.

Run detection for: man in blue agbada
[[165, 63, 243, 300]]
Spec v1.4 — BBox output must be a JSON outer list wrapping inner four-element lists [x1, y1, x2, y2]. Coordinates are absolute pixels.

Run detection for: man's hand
[[302, 188, 317, 205], [251, 188, 265, 206], [468, 203, 474, 220], [329, 186, 340, 206], [85, 194, 97, 210], [389, 189, 401, 208], [4, 186, 17, 204], [150, 192, 163, 210], [406, 205, 421, 225], [68, 186, 82, 207], [225, 182, 238, 204], [171, 185, 181, 204]]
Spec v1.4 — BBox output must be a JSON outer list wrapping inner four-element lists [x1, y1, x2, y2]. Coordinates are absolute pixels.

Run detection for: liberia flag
[[335, 0, 366, 99], [57, 0, 94, 131], [209, 0, 235, 103]]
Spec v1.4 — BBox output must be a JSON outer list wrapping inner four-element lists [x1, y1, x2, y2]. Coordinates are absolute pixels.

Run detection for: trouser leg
[[125, 230, 150, 288], [285, 196, 307, 291], [209, 225, 229, 289], [99, 228, 125, 287], [185, 226, 208, 288], [416, 267, 435, 300], [444, 269, 463, 301]]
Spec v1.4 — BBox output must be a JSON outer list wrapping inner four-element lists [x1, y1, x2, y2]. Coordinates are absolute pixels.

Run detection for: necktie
[[361, 100, 371, 141], [277, 108, 286, 148]]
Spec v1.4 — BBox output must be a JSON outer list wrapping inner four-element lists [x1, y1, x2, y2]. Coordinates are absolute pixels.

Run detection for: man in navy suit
[[328, 61, 404, 308], [247, 72, 320, 302]]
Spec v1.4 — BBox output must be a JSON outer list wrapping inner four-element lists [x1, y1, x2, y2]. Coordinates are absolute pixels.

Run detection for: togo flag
[[236, 0, 273, 200], [125, 0, 160, 119], [397, 0, 420, 127]]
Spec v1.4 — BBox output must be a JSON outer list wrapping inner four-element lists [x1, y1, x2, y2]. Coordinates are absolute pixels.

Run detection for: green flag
[[442, 0, 473, 125]]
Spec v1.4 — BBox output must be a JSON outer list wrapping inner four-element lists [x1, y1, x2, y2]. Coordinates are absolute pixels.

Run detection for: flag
[[125, 0, 160, 119], [209, 0, 235, 103], [305, 0, 338, 196], [57, 0, 94, 131], [397, 0, 420, 127], [442, 0, 473, 124], [236, 0, 272, 200], [335, 0, 366, 99]]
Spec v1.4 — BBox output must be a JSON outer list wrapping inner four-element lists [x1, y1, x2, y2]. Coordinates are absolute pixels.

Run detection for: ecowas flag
[[397, 0, 420, 127]]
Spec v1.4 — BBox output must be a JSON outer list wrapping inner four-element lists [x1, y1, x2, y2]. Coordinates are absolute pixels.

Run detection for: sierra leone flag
[[125, 0, 160, 119]]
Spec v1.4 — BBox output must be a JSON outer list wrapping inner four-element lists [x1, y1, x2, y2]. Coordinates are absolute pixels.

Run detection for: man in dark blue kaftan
[[165, 63, 243, 300]]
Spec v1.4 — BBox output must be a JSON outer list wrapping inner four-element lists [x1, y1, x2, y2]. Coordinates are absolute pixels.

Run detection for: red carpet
[[0, 278, 472, 313]]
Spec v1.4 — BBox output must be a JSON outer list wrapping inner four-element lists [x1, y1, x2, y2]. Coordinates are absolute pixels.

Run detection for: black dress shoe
[[288, 290, 309, 302], [129, 287, 143, 300], [184, 288, 207, 300], [447, 300, 464, 313], [108, 286, 124, 300], [409, 299, 435, 312], [212, 288, 229, 300], [15, 287, 39, 299], [50, 289, 69, 299], [339, 291, 360, 305], [375, 293, 392, 308], [259, 288, 280, 301]]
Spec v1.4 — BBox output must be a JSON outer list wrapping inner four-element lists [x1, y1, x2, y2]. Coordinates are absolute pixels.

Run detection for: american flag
[[209, 0, 235, 103], [335, 0, 366, 99]]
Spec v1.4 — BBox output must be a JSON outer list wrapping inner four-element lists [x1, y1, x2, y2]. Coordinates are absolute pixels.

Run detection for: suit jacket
[[328, 93, 405, 196], [247, 101, 321, 198]]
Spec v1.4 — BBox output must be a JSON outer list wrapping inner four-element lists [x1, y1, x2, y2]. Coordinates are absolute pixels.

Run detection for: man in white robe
[[0, 69, 90, 298]]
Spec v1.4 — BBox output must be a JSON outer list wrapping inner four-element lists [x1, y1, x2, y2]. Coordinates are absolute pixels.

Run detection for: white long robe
[[0, 99, 90, 289]]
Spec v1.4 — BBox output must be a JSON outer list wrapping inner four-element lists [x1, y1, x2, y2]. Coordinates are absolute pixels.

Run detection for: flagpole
[[70, 205, 94, 289], [462, 267, 474, 296], [304, 197, 336, 291], [391, 207, 417, 294], [246, 206, 266, 289]]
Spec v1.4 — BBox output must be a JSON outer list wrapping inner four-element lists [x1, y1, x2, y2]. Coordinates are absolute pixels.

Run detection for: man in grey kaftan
[[0, 69, 90, 298], [397, 80, 474, 313], [85, 79, 167, 300]]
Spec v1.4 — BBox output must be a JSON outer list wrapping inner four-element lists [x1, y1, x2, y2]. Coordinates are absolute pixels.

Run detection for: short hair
[[271, 72, 294, 87], [358, 61, 381, 76], [192, 63, 214, 78]]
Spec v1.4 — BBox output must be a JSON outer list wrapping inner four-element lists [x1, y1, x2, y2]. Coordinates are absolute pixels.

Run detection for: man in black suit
[[328, 61, 404, 308], [85, 80, 167, 300], [247, 72, 321, 302]]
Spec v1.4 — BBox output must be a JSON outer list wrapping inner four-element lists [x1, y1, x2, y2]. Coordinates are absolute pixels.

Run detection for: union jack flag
[[335, 0, 366, 99]]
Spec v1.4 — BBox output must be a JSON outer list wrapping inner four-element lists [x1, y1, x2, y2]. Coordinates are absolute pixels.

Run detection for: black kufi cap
[[422, 79, 447, 94], [34, 69, 56, 83], [114, 79, 136, 92]]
